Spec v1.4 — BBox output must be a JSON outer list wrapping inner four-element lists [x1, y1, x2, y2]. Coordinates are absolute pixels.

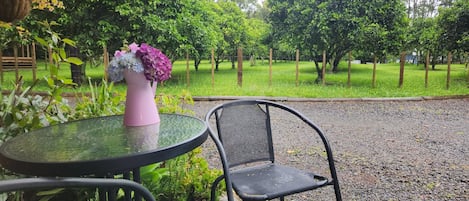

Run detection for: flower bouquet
[[107, 42, 172, 83], [107, 43, 172, 126]]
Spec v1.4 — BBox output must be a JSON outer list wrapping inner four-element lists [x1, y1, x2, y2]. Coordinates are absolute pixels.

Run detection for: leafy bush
[[156, 89, 195, 115], [72, 78, 125, 119], [0, 78, 72, 143], [0, 78, 77, 200], [142, 148, 222, 201]]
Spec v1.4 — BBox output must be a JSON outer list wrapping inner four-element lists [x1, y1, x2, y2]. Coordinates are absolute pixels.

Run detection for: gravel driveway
[[186, 97, 468, 201]]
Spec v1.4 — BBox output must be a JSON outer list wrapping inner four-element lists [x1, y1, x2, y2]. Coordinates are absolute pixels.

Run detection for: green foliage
[[155, 89, 195, 115], [361, 23, 389, 57], [142, 148, 223, 201], [211, 1, 249, 69], [437, 0, 469, 52], [244, 18, 270, 60], [35, 0, 223, 65], [0, 78, 72, 143], [0, 77, 78, 200], [72, 78, 125, 119], [269, 0, 408, 72], [34, 20, 83, 83], [408, 18, 438, 52], [175, 1, 220, 70]]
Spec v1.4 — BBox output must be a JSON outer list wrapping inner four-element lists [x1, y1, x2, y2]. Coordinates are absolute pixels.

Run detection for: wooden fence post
[[425, 51, 429, 88], [48, 46, 53, 68], [347, 51, 351, 88], [372, 55, 377, 88], [13, 46, 19, 82], [322, 50, 326, 85], [237, 48, 243, 87], [103, 46, 109, 81], [269, 48, 272, 87], [186, 52, 190, 87], [31, 43, 36, 81], [399, 51, 406, 88], [0, 49, 3, 83], [446, 51, 452, 89], [211, 49, 215, 89], [466, 53, 469, 83], [296, 49, 299, 87]]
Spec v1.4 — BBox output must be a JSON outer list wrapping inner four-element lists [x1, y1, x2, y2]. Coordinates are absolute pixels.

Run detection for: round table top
[[0, 114, 208, 176]]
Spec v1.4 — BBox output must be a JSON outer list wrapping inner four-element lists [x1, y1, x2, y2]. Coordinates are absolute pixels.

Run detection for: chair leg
[[280, 196, 285, 201], [334, 181, 342, 201], [211, 176, 225, 201]]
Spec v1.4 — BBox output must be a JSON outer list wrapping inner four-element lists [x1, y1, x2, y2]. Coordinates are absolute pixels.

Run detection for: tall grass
[[1, 59, 468, 98]]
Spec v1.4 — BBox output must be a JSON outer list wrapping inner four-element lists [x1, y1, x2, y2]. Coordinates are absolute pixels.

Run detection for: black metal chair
[[0, 177, 156, 201], [205, 99, 341, 201]]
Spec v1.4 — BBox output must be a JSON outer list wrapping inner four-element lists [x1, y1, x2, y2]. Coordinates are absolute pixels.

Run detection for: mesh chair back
[[206, 100, 342, 201], [215, 101, 274, 168]]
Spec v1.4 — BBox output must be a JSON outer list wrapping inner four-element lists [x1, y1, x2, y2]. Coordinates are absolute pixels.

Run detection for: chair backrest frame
[[212, 100, 276, 168], [0, 177, 156, 201], [205, 99, 342, 201]]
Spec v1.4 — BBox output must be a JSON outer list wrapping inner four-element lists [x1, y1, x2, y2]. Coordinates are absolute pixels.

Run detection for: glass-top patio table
[[0, 114, 208, 180]]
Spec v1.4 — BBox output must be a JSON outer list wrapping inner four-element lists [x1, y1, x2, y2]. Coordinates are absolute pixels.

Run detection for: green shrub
[[72, 78, 125, 119], [0, 78, 72, 143], [141, 148, 223, 201]]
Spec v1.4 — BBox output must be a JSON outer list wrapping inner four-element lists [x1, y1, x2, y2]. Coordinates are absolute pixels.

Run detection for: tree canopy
[[437, 0, 469, 53], [269, 0, 408, 80], [0, 0, 467, 83]]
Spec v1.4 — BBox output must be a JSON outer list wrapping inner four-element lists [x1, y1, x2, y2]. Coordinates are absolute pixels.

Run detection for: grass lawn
[[1, 59, 468, 98]]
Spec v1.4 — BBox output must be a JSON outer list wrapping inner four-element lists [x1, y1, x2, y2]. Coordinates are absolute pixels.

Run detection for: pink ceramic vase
[[123, 69, 160, 126]]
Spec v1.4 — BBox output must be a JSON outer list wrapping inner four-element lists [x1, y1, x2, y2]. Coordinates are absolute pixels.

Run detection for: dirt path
[[187, 98, 469, 201]]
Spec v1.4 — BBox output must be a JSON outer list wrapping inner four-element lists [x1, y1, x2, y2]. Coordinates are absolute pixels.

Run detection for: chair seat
[[231, 163, 328, 200]]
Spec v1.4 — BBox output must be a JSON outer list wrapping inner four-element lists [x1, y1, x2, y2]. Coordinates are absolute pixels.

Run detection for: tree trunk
[[431, 51, 437, 70], [215, 61, 220, 71], [215, 55, 221, 71], [314, 60, 322, 84], [69, 47, 84, 86], [231, 59, 236, 69], [231, 47, 236, 69], [331, 50, 347, 72], [194, 58, 201, 71], [332, 57, 341, 73]]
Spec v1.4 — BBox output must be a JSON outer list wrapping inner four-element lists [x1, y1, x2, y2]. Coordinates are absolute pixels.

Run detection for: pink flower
[[136, 43, 172, 83], [114, 50, 126, 58], [128, 43, 140, 53]]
